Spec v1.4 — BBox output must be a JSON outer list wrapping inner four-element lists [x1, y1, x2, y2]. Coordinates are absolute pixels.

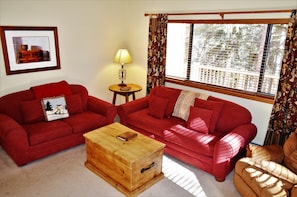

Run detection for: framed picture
[[0, 26, 60, 75]]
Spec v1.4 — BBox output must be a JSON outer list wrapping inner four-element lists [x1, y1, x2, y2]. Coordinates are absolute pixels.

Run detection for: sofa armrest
[[87, 96, 117, 124], [117, 96, 149, 124], [0, 114, 30, 165], [213, 123, 257, 181]]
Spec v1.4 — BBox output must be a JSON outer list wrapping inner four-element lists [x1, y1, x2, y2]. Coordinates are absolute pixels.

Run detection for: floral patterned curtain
[[146, 14, 168, 94], [264, 10, 297, 146]]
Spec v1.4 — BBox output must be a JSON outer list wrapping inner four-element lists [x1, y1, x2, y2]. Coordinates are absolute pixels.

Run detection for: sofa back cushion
[[0, 89, 35, 124], [21, 99, 45, 124], [148, 95, 169, 119], [150, 86, 181, 117], [65, 94, 83, 115], [31, 80, 72, 98], [208, 96, 252, 134], [69, 84, 89, 111]]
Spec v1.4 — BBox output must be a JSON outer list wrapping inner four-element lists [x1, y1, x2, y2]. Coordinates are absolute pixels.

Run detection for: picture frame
[[0, 26, 60, 75]]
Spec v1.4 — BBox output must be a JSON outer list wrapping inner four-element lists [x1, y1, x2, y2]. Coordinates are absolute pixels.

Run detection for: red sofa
[[0, 81, 117, 166], [118, 86, 257, 181]]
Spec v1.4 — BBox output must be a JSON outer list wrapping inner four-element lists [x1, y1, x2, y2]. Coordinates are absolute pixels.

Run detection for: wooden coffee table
[[83, 122, 165, 197]]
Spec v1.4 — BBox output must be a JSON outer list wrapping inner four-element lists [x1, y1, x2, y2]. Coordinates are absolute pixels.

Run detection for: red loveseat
[[118, 86, 257, 181], [0, 81, 117, 166]]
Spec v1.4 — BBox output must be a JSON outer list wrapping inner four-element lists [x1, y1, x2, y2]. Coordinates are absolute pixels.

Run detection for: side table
[[109, 84, 142, 105]]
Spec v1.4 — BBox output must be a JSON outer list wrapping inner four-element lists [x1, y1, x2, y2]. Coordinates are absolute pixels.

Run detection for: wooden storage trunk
[[84, 123, 165, 196]]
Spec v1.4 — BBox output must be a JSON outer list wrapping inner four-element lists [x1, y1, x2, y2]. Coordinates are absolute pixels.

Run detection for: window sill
[[165, 77, 275, 104]]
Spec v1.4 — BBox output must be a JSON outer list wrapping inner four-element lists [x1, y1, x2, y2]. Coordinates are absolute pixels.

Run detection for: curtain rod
[[144, 9, 292, 18]]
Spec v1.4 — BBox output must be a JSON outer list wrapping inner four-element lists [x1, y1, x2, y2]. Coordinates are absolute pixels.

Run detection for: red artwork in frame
[[0, 26, 60, 75]]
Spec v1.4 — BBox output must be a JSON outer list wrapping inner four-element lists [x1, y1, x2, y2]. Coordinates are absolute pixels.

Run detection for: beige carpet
[[0, 145, 240, 197]]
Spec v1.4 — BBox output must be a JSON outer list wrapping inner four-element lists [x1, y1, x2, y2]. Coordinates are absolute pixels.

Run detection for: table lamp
[[113, 48, 133, 86]]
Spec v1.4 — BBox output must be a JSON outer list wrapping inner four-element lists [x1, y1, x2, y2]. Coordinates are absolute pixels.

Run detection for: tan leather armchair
[[234, 130, 297, 197]]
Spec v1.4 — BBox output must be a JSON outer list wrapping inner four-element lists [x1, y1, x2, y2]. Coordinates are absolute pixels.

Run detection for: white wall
[[0, 0, 296, 144], [0, 0, 127, 101]]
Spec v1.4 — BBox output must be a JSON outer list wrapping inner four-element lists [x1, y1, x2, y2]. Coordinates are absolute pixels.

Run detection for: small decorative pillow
[[153, 86, 181, 118], [194, 98, 224, 133], [187, 106, 213, 134], [41, 95, 69, 121], [65, 94, 83, 115], [148, 95, 169, 119], [21, 99, 45, 124]]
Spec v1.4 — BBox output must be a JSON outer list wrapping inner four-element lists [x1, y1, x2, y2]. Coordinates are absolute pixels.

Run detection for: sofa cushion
[[24, 121, 72, 145], [41, 95, 69, 121], [65, 94, 83, 115], [163, 124, 223, 156], [187, 106, 213, 134], [194, 98, 223, 133], [21, 99, 44, 124], [31, 80, 72, 99], [208, 96, 252, 134], [62, 111, 107, 133], [69, 84, 89, 111], [148, 95, 169, 119], [127, 109, 185, 137], [163, 139, 213, 167], [151, 86, 181, 118]]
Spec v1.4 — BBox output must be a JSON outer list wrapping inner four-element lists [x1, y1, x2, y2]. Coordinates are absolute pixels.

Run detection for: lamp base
[[118, 83, 127, 87]]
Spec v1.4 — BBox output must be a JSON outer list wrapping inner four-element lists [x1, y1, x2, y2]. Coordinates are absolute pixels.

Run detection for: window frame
[[166, 18, 289, 104]]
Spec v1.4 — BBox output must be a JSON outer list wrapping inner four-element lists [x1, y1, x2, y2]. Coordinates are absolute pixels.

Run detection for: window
[[166, 21, 288, 99]]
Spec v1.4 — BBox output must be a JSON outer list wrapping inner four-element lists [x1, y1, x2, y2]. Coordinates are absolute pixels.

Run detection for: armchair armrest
[[213, 123, 257, 181], [117, 96, 149, 124], [0, 114, 30, 166], [246, 144, 284, 163], [87, 96, 117, 124], [240, 157, 297, 185]]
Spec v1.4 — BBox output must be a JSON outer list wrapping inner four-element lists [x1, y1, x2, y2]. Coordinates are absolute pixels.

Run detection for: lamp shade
[[113, 49, 133, 64]]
